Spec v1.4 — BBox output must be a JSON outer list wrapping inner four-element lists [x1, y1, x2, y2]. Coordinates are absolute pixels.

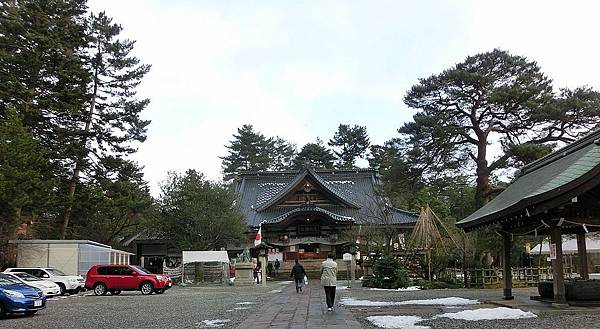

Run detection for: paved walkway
[[236, 283, 362, 329]]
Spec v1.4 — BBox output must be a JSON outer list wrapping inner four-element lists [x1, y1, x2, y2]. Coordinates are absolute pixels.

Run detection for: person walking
[[254, 261, 262, 284], [290, 259, 306, 293], [274, 259, 280, 276], [320, 254, 338, 311]]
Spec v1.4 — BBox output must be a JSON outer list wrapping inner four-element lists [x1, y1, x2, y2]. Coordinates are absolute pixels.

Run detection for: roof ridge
[[238, 167, 376, 176], [255, 166, 361, 212], [520, 129, 600, 176]]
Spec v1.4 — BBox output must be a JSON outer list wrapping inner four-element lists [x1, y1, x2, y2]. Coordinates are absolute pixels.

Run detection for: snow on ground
[[341, 297, 478, 307], [236, 302, 254, 305], [233, 307, 250, 310], [277, 281, 293, 285], [436, 307, 537, 321], [268, 289, 282, 293], [341, 298, 397, 306], [337, 285, 350, 290], [367, 315, 429, 329], [398, 297, 479, 306], [368, 286, 421, 291], [199, 319, 231, 327]]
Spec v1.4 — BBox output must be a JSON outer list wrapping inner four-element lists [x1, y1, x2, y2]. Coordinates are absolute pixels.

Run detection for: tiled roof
[[235, 167, 418, 227], [456, 130, 600, 231]]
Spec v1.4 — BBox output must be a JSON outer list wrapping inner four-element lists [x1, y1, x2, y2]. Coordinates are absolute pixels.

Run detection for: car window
[[32, 269, 47, 277], [120, 267, 134, 275], [0, 273, 21, 285], [13, 272, 40, 282], [97, 267, 109, 275], [133, 266, 152, 274], [46, 268, 66, 276]]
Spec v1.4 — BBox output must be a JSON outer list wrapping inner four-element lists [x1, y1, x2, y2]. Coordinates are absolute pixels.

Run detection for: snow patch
[[234, 307, 250, 310], [199, 319, 231, 327], [268, 289, 282, 293], [398, 297, 479, 306], [368, 286, 421, 291], [340, 298, 397, 307], [340, 297, 478, 307], [236, 302, 254, 305], [277, 281, 293, 285], [367, 315, 429, 329], [436, 307, 537, 321], [336, 286, 350, 290]]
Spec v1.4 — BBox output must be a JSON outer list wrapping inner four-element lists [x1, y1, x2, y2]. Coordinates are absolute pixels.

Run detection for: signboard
[[549, 243, 557, 260], [268, 252, 283, 262], [342, 253, 352, 261]]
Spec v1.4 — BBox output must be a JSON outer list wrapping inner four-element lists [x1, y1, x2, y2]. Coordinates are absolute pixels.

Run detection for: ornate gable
[[256, 166, 360, 212]]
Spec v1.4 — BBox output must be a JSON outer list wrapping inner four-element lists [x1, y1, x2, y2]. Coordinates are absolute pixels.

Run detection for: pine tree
[[61, 11, 151, 238], [328, 124, 370, 168], [293, 138, 336, 169], [221, 125, 274, 179], [270, 137, 296, 170]]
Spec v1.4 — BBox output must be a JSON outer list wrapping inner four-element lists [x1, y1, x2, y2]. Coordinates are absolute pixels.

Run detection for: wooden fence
[[441, 267, 575, 288]]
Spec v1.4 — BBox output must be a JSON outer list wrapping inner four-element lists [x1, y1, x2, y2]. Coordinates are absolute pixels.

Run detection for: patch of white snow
[[367, 315, 429, 329], [368, 286, 421, 291], [436, 307, 537, 321], [199, 319, 231, 327], [341, 297, 478, 307]]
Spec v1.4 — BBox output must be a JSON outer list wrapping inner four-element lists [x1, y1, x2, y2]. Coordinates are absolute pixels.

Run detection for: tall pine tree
[[61, 11, 151, 238], [221, 124, 274, 179], [293, 138, 336, 169], [328, 124, 370, 168]]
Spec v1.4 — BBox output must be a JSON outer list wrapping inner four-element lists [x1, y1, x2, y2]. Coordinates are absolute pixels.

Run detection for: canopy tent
[[182, 251, 230, 264]]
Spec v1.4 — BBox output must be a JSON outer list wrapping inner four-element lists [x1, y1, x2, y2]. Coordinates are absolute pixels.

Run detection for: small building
[[457, 130, 600, 304], [532, 237, 600, 274], [8, 240, 134, 276]]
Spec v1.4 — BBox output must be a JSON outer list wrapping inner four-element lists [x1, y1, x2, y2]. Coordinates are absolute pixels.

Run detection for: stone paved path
[[236, 283, 362, 329]]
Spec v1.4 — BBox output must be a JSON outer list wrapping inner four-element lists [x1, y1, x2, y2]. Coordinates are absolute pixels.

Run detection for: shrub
[[368, 255, 409, 289]]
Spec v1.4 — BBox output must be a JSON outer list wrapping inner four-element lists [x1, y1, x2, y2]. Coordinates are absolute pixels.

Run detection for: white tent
[[532, 237, 600, 255], [182, 251, 230, 264]]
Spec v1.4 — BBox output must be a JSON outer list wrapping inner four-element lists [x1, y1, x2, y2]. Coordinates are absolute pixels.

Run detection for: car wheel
[[140, 282, 153, 295], [0, 302, 5, 319], [109, 290, 121, 295], [57, 283, 66, 296], [93, 283, 108, 296], [154, 289, 164, 294]]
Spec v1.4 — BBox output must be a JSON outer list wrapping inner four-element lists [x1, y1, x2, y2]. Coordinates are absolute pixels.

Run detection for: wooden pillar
[[576, 233, 589, 280], [550, 226, 567, 304], [501, 232, 514, 300]]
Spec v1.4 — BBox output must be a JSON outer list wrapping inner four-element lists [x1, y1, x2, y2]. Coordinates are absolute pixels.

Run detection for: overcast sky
[[88, 0, 600, 195]]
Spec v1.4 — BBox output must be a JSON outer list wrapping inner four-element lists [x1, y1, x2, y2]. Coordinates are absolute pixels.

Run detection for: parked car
[[3, 272, 61, 297], [85, 265, 172, 296], [3, 268, 84, 295], [0, 273, 46, 319]]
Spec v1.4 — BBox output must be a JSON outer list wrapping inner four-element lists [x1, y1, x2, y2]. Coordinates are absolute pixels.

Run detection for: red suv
[[85, 265, 172, 296]]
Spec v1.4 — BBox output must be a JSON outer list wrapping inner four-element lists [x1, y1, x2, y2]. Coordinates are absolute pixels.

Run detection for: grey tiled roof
[[456, 130, 600, 231], [235, 168, 418, 227]]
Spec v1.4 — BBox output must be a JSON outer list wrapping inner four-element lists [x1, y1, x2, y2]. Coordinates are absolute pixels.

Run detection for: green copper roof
[[456, 130, 600, 231]]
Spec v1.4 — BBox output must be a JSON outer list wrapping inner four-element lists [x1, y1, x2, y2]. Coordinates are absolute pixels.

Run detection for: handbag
[[303, 275, 309, 285]]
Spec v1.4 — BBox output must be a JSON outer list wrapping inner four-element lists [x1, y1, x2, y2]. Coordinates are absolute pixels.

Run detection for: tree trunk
[[474, 140, 491, 209], [60, 64, 99, 239]]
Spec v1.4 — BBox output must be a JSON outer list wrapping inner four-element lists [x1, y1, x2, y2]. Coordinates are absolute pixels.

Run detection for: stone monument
[[234, 247, 255, 286]]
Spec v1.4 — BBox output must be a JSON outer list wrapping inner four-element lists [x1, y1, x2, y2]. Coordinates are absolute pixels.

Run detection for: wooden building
[[233, 166, 418, 261], [457, 130, 600, 304]]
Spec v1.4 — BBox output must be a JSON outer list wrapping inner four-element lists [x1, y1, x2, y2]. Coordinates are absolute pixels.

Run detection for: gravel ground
[[337, 285, 600, 329], [0, 283, 285, 329]]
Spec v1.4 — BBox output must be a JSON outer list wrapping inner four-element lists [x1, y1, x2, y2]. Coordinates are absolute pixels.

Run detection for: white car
[[4, 272, 62, 297], [3, 268, 84, 295]]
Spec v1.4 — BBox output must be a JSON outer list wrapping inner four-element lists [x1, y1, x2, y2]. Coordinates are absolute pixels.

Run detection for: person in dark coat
[[290, 259, 306, 293], [274, 259, 281, 276]]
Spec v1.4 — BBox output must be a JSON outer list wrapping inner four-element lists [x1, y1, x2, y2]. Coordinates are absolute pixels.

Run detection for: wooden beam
[[576, 233, 589, 280], [550, 225, 567, 305], [501, 232, 514, 300]]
